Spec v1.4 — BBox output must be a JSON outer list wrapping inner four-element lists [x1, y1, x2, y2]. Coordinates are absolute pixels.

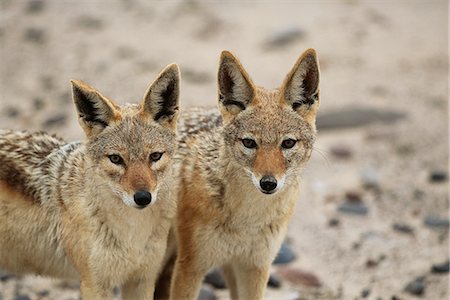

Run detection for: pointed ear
[[217, 51, 256, 122], [71, 80, 121, 137], [281, 48, 320, 123], [141, 64, 180, 130]]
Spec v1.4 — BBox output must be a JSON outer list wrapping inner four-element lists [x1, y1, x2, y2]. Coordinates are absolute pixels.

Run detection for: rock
[[328, 218, 340, 227], [404, 276, 425, 296], [392, 223, 414, 235], [263, 27, 305, 50], [197, 286, 217, 300], [267, 274, 282, 288], [276, 267, 321, 288], [33, 97, 45, 110], [42, 113, 68, 127], [5, 106, 20, 118], [37, 290, 50, 297], [345, 191, 362, 203], [26, 0, 45, 14], [204, 268, 226, 289], [317, 107, 406, 131], [329, 144, 352, 159], [424, 216, 449, 230], [14, 296, 31, 300], [431, 261, 449, 274], [76, 15, 104, 30], [391, 296, 400, 300], [361, 288, 370, 298], [429, 170, 448, 183], [273, 243, 296, 265], [361, 168, 380, 189], [337, 201, 368, 215], [0, 269, 14, 282], [365, 258, 378, 268], [24, 27, 46, 44]]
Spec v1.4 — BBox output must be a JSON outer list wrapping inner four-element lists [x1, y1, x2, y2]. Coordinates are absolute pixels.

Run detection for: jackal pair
[[0, 49, 320, 300]]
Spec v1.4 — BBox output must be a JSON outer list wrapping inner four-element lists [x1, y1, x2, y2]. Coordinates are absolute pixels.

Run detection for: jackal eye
[[242, 138, 257, 149], [149, 152, 163, 162], [281, 139, 297, 149], [108, 154, 124, 165]]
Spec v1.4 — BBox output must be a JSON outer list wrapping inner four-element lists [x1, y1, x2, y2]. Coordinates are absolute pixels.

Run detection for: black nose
[[259, 175, 277, 193], [133, 191, 152, 208]]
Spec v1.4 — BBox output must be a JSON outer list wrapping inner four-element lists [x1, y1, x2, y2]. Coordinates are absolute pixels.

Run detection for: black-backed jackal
[[0, 64, 180, 299], [170, 49, 320, 300]]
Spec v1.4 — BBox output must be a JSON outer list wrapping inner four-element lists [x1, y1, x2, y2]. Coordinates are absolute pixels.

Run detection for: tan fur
[[0, 64, 181, 299], [170, 49, 320, 300]]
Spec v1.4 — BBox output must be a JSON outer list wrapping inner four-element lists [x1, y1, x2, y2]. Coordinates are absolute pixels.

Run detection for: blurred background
[[0, 0, 448, 299]]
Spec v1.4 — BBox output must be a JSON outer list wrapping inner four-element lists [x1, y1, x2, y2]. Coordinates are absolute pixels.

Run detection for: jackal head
[[71, 64, 180, 209], [218, 49, 319, 195]]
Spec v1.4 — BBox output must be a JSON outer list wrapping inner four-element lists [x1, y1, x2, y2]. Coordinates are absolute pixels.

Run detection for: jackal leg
[[80, 279, 113, 300], [122, 276, 155, 300], [233, 262, 270, 300], [222, 263, 238, 300]]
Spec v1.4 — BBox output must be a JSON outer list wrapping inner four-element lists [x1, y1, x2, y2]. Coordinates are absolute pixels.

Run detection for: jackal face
[[218, 49, 320, 195], [72, 64, 180, 209]]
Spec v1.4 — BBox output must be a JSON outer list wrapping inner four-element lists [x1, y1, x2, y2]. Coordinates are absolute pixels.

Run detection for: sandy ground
[[0, 0, 448, 299]]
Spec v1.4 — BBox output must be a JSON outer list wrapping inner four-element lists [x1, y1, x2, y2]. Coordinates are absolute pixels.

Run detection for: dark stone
[[431, 261, 449, 274], [392, 223, 414, 235], [263, 27, 306, 50], [33, 97, 45, 110], [391, 296, 401, 300], [14, 296, 31, 300], [317, 107, 406, 131], [42, 113, 68, 127], [404, 276, 425, 296], [204, 268, 226, 289], [424, 216, 449, 230], [429, 170, 448, 183], [329, 144, 352, 159], [0, 269, 15, 282], [328, 218, 340, 227], [26, 0, 45, 13], [273, 243, 296, 265], [5, 106, 20, 118], [197, 286, 217, 300], [345, 191, 362, 203], [338, 201, 368, 215], [37, 290, 50, 297], [267, 274, 282, 288], [276, 267, 321, 288], [24, 27, 46, 44], [361, 288, 370, 298]]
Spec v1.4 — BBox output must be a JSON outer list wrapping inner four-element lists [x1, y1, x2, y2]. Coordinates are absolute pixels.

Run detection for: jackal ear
[[217, 51, 256, 122], [71, 80, 121, 136], [281, 48, 320, 123], [142, 64, 180, 130]]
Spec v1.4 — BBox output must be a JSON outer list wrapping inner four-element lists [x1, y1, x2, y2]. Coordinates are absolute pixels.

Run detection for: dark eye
[[242, 138, 257, 149], [281, 139, 297, 149], [149, 152, 163, 162], [109, 154, 123, 165]]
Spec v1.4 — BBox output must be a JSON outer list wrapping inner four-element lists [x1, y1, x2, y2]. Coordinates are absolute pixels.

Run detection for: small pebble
[[345, 191, 362, 203], [24, 27, 46, 44], [431, 261, 449, 274], [33, 97, 45, 110], [429, 170, 448, 183], [328, 218, 340, 227], [0, 269, 14, 282], [338, 201, 368, 215], [361, 167, 380, 189], [329, 144, 353, 159], [204, 268, 226, 289], [14, 296, 31, 300], [276, 267, 321, 288], [361, 288, 370, 298], [42, 113, 68, 127], [197, 286, 217, 300], [392, 223, 414, 235], [26, 0, 45, 13], [5, 106, 20, 118], [267, 274, 282, 288], [404, 276, 425, 296], [424, 216, 449, 229], [273, 243, 296, 265], [37, 290, 50, 297]]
